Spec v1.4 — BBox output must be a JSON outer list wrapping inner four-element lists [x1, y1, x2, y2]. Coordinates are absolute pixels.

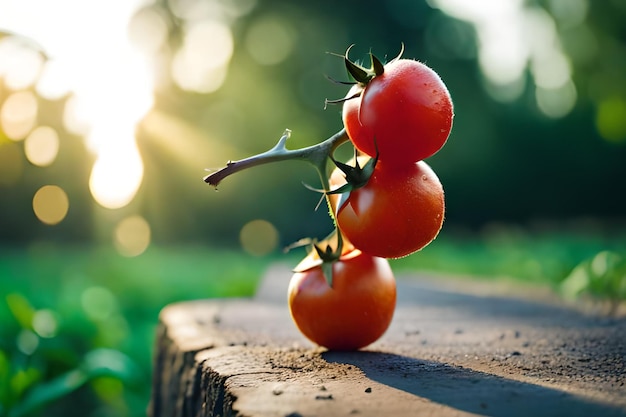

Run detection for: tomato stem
[[204, 127, 351, 285], [203, 128, 349, 190]]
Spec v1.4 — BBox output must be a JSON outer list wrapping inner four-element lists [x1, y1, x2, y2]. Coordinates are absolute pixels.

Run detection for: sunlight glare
[[127, 6, 169, 54], [35, 59, 73, 101], [0, 36, 44, 90], [89, 141, 144, 210], [0, 0, 155, 209]]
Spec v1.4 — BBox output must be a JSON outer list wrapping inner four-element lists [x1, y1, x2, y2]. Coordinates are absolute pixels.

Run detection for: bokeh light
[[239, 219, 279, 256], [81, 286, 118, 321], [0, 90, 38, 140], [32, 185, 69, 225], [16, 329, 39, 355], [24, 125, 59, 167], [547, 0, 588, 28], [595, 97, 626, 143], [114, 215, 151, 257], [32, 309, 59, 338], [245, 15, 296, 66], [172, 19, 233, 93], [432, 0, 578, 118], [127, 6, 169, 54], [535, 80, 577, 119]]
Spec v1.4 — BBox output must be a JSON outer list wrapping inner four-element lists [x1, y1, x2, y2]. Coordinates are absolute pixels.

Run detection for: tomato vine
[[202, 45, 453, 350]]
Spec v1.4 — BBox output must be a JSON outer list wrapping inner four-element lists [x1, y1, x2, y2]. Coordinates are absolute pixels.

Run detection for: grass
[[392, 227, 621, 284], [391, 225, 626, 310], [0, 244, 274, 417], [1, 227, 624, 416]]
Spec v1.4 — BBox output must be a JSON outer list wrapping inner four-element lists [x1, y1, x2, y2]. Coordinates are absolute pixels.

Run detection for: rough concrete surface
[[150, 263, 626, 417]]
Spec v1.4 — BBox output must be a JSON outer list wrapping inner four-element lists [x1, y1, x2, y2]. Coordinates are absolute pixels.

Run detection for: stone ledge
[[149, 264, 626, 417]]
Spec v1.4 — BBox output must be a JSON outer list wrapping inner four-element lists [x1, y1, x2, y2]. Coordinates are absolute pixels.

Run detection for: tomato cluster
[[205, 45, 453, 352], [288, 48, 453, 351]]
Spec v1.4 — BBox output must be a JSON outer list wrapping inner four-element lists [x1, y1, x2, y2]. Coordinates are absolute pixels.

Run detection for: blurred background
[[1, 0, 625, 415]]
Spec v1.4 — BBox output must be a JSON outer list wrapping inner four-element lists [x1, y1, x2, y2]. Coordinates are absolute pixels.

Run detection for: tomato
[[335, 159, 444, 259], [342, 59, 453, 164], [288, 250, 396, 351]]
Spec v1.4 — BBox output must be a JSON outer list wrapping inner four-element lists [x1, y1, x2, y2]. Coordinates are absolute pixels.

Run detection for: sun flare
[[0, 0, 154, 209]]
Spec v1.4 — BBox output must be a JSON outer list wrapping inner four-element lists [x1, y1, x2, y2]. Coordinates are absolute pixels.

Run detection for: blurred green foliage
[[561, 250, 626, 314], [1, 0, 625, 247], [0, 245, 265, 416]]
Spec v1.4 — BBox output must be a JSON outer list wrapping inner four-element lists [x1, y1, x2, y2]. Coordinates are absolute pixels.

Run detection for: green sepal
[[342, 43, 405, 86], [313, 230, 345, 287], [370, 52, 385, 76], [324, 89, 362, 109], [328, 149, 378, 194], [324, 74, 357, 86], [345, 57, 371, 84], [344, 45, 371, 84], [389, 42, 405, 64], [326, 182, 353, 196]]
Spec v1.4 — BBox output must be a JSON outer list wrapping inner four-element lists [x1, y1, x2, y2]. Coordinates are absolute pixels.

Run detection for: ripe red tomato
[[335, 159, 444, 259], [342, 59, 453, 164], [288, 250, 396, 351]]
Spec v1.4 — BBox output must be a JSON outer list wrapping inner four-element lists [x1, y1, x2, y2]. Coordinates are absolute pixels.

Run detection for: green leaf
[[5, 294, 35, 330], [8, 349, 140, 417], [9, 369, 87, 417], [81, 348, 140, 382]]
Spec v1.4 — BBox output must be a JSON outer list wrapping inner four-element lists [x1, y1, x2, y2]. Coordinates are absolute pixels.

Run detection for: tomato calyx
[[344, 43, 405, 86], [293, 229, 356, 287], [322, 47, 383, 108], [341, 44, 384, 86], [324, 44, 405, 108], [328, 150, 377, 195], [327, 147, 379, 217]]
